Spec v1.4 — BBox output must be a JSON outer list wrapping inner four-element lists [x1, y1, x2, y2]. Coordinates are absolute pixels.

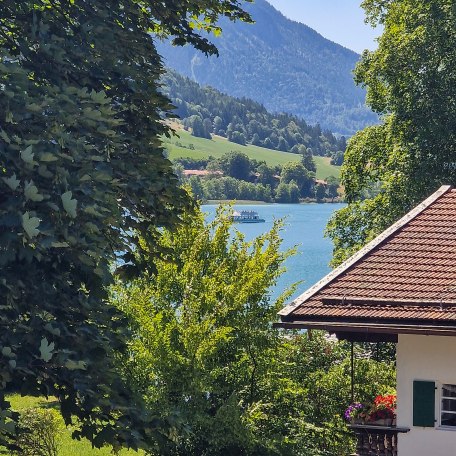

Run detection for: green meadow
[[1, 395, 142, 456], [163, 129, 341, 179]]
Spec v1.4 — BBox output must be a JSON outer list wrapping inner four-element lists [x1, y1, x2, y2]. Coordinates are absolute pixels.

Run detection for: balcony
[[348, 424, 409, 456]]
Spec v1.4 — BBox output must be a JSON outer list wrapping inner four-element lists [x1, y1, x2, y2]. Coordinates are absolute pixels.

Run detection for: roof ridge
[[278, 185, 453, 317]]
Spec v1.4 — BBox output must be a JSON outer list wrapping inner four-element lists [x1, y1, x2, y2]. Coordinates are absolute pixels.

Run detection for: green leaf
[[20, 145, 35, 164], [1, 347, 12, 357], [65, 359, 87, 370], [39, 152, 58, 162], [44, 323, 61, 336], [2, 174, 20, 191], [39, 338, 55, 362], [61, 191, 77, 218], [22, 212, 40, 238], [24, 181, 44, 202]]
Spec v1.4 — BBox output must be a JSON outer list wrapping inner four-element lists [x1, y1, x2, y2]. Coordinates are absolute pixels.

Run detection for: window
[[441, 384, 456, 427]]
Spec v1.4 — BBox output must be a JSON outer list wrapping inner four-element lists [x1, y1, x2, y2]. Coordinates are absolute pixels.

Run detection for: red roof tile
[[278, 186, 456, 333]]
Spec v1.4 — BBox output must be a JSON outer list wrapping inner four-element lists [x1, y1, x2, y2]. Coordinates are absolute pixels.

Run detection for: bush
[[14, 408, 63, 456]]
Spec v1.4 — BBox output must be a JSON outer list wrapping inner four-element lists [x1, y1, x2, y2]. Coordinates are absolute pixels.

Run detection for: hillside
[[164, 128, 341, 180], [156, 0, 377, 135], [162, 70, 346, 158]]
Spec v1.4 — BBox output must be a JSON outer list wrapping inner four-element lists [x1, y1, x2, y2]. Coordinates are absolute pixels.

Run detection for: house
[[276, 185, 456, 456], [183, 169, 224, 177]]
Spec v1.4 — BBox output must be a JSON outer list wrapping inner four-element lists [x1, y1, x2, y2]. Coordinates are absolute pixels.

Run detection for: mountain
[[162, 70, 346, 158], [155, 0, 377, 135]]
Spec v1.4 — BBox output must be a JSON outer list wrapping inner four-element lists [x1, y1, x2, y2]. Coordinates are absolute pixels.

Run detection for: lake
[[202, 203, 346, 301]]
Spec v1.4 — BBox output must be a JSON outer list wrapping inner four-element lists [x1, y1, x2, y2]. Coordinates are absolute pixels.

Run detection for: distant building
[[183, 170, 223, 177]]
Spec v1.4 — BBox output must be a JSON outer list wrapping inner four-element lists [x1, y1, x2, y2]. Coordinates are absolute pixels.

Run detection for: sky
[[266, 0, 381, 53]]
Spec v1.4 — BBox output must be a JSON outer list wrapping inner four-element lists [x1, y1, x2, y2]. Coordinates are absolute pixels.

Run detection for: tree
[[281, 162, 314, 197], [219, 151, 251, 181], [326, 176, 340, 201], [330, 150, 344, 166], [111, 205, 295, 455], [327, 0, 456, 266], [0, 0, 251, 450], [297, 146, 317, 173], [256, 163, 277, 188], [275, 182, 291, 203], [190, 115, 211, 139], [228, 130, 246, 145], [314, 183, 327, 202], [288, 180, 301, 203]]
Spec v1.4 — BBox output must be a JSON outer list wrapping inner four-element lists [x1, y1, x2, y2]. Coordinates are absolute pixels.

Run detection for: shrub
[[14, 408, 63, 456]]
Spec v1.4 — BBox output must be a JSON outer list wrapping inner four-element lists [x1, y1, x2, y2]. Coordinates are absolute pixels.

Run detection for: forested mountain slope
[[156, 0, 377, 135], [162, 71, 347, 158]]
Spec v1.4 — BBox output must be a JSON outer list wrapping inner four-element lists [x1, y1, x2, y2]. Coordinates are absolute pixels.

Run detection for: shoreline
[[204, 199, 345, 205]]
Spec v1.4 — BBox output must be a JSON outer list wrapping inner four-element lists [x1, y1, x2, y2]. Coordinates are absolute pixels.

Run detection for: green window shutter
[[413, 380, 436, 427]]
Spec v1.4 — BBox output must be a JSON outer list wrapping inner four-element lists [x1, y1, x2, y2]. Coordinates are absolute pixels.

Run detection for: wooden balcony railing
[[348, 424, 410, 456]]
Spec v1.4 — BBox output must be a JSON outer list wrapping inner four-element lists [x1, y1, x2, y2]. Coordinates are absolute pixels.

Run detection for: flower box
[[345, 393, 397, 427]]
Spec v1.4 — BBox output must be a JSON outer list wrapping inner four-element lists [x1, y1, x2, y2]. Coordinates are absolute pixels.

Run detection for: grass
[[163, 129, 340, 179], [2, 395, 143, 456]]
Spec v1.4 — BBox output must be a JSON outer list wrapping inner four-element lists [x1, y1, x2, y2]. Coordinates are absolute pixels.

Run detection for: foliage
[[0, 0, 251, 450], [163, 71, 347, 155], [157, 0, 378, 135], [14, 408, 63, 456], [218, 151, 251, 181], [327, 0, 456, 265], [280, 162, 314, 197], [0, 395, 142, 456], [112, 205, 395, 455], [164, 128, 343, 178], [314, 184, 327, 202], [288, 333, 396, 455], [326, 176, 340, 200], [112, 204, 296, 455], [196, 176, 273, 202]]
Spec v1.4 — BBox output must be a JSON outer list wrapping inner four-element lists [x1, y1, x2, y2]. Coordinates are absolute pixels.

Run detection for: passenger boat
[[231, 210, 265, 223]]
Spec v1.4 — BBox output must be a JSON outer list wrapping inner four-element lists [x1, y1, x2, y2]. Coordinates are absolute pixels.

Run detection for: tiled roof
[[278, 186, 456, 333]]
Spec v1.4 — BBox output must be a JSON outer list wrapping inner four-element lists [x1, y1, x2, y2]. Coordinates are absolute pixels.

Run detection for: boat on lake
[[231, 210, 265, 223]]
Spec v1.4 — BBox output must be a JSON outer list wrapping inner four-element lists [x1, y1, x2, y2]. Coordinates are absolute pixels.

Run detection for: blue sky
[[266, 0, 381, 53]]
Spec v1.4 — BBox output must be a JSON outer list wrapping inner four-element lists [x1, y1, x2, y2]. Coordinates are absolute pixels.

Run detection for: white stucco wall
[[397, 334, 456, 456]]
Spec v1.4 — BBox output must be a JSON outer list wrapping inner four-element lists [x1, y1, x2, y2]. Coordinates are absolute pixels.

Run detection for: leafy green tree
[[228, 130, 247, 145], [0, 0, 251, 449], [291, 145, 317, 173], [326, 176, 340, 201], [112, 204, 396, 456], [275, 182, 291, 203], [281, 162, 314, 197], [327, 0, 456, 265], [289, 180, 301, 203], [219, 151, 251, 181], [314, 183, 327, 202], [112, 206, 295, 455], [190, 115, 211, 139], [256, 163, 277, 188], [330, 151, 344, 166], [188, 176, 206, 201]]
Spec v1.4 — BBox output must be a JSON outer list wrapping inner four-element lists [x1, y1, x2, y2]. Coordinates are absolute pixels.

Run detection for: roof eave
[[278, 185, 453, 317], [274, 320, 456, 337]]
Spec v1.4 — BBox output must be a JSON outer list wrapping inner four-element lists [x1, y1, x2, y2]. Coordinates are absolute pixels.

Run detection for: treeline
[[175, 151, 340, 203], [162, 71, 346, 163]]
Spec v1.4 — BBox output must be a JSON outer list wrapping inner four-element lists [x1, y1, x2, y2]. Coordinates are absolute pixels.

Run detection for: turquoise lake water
[[202, 203, 346, 302]]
